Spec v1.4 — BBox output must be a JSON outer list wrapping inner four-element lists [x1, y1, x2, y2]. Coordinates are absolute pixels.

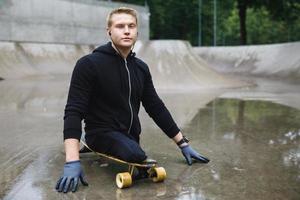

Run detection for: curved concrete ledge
[[136, 40, 244, 90], [0, 40, 246, 90], [194, 42, 300, 80], [0, 41, 94, 79]]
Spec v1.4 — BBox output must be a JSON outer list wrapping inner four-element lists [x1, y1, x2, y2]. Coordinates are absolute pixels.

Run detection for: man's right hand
[[55, 160, 88, 193], [180, 145, 210, 165]]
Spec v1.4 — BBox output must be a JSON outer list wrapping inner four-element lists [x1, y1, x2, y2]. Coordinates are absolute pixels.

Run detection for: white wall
[[0, 0, 149, 44]]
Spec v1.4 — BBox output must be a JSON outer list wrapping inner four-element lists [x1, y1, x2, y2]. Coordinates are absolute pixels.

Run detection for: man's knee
[[111, 139, 146, 163], [127, 148, 146, 163]]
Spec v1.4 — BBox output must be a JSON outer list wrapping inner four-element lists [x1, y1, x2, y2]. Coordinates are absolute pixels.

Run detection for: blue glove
[[181, 145, 210, 165], [55, 160, 88, 193]]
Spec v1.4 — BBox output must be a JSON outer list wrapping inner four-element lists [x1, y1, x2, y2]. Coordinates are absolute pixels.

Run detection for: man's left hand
[[180, 145, 210, 165]]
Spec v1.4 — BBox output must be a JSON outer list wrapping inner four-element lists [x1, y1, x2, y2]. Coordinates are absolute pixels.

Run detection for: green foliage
[[222, 6, 240, 45], [147, 0, 199, 45], [247, 7, 284, 44], [222, 4, 300, 45], [111, 0, 300, 46]]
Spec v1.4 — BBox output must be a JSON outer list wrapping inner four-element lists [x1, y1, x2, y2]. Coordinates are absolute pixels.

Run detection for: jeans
[[85, 131, 147, 163]]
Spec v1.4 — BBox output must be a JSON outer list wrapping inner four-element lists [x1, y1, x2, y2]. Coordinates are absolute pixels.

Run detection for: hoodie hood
[[93, 42, 136, 59]]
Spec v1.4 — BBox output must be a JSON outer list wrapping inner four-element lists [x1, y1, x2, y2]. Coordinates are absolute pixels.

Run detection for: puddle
[[181, 98, 300, 200]]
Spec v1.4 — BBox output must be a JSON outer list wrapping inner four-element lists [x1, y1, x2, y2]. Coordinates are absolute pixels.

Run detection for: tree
[[237, 0, 248, 45], [110, 0, 300, 46], [236, 0, 300, 45]]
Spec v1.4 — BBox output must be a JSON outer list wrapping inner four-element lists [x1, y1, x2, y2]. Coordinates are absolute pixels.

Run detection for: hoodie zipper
[[124, 59, 133, 134]]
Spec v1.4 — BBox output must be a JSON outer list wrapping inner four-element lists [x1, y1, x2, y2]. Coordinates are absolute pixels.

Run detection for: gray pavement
[[1, 41, 300, 199]]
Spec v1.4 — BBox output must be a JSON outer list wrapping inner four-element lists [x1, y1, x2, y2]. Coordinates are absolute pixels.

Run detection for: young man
[[56, 7, 209, 193]]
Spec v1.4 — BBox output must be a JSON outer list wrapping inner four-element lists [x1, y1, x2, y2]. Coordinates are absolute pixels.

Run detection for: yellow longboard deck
[[80, 140, 157, 168], [79, 140, 167, 188]]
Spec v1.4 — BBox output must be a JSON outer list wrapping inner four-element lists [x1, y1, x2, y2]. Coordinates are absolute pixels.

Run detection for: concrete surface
[[194, 42, 300, 80], [136, 40, 243, 90], [0, 40, 246, 90], [1, 40, 300, 200], [1, 77, 300, 200], [0, 0, 149, 44], [0, 41, 93, 79]]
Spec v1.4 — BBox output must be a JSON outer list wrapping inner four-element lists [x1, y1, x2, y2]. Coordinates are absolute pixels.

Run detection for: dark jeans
[[85, 131, 147, 163]]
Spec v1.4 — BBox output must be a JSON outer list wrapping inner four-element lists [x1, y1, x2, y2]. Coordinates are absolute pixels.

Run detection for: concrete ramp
[[135, 40, 242, 90], [0, 41, 93, 79], [194, 42, 300, 80], [0, 40, 244, 89]]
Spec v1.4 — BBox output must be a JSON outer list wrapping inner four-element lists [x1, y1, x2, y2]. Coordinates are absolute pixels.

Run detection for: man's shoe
[[142, 158, 157, 165]]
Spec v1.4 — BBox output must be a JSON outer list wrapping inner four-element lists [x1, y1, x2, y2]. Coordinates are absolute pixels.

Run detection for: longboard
[[80, 140, 167, 188]]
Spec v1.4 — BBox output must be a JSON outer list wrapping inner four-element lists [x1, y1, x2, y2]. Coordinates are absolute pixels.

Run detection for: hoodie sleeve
[[141, 67, 180, 138], [63, 56, 96, 141]]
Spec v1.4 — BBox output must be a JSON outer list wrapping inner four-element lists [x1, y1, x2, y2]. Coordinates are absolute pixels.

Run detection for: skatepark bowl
[[1, 40, 300, 200]]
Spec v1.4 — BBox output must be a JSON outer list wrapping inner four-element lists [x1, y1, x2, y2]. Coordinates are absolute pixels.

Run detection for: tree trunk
[[237, 0, 248, 45]]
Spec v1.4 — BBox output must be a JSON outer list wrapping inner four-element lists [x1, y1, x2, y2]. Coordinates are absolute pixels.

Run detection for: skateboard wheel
[[116, 172, 132, 188], [152, 167, 166, 182]]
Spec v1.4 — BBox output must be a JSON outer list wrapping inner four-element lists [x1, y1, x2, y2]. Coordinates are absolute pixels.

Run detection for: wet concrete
[[1, 76, 300, 200]]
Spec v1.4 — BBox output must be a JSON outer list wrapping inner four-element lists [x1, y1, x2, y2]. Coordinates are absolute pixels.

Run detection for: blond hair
[[106, 7, 138, 28]]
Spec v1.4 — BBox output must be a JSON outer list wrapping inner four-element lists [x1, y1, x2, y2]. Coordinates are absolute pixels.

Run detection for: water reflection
[[189, 98, 300, 147], [185, 98, 300, 199]]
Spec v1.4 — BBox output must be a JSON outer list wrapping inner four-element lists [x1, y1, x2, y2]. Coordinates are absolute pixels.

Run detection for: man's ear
[[107, 28, 111, 36]]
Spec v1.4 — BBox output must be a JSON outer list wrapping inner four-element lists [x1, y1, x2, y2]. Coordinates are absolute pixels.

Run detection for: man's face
[[108, 13, 138, 49]]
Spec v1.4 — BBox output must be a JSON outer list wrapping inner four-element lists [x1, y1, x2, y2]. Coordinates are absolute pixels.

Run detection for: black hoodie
[[63, 42, 180, 142]]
